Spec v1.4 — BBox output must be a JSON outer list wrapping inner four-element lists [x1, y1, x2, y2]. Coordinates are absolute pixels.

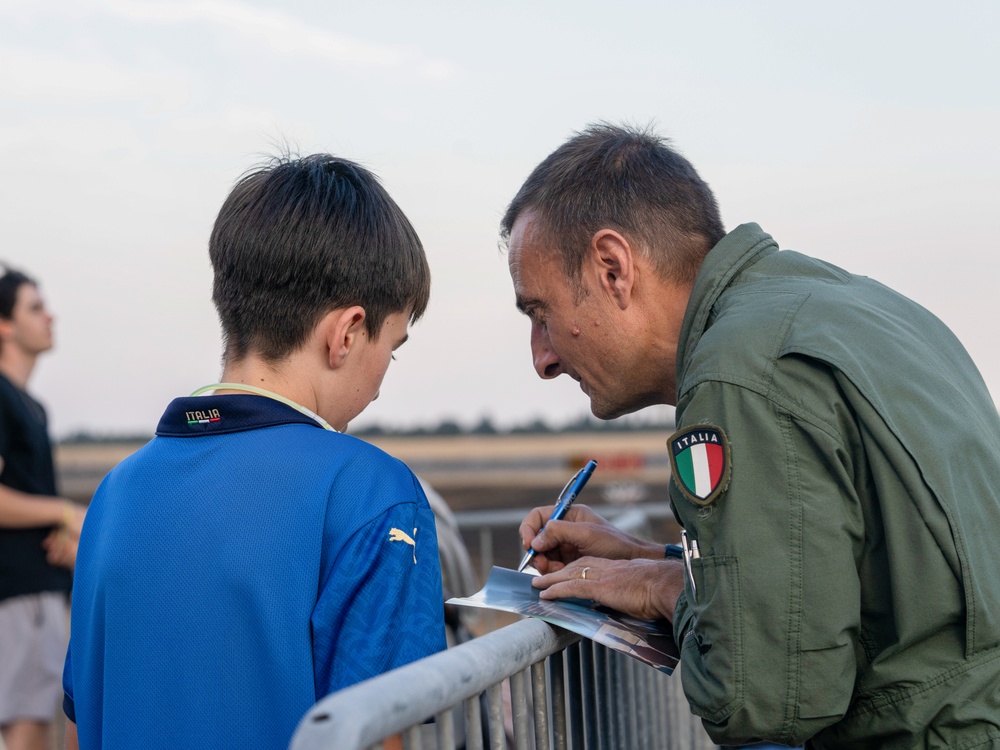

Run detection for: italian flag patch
[[668, 424, 731, 506]]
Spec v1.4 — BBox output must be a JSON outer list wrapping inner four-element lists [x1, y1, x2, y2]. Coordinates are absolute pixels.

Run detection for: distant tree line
[[59, 412, 675, 444], [60, 431, 156, 445], [351, 412, 675, 438]]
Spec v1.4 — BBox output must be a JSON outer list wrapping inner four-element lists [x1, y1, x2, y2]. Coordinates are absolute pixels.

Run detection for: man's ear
[[589, 229, 635, 310], [319, 306, 367, 370]]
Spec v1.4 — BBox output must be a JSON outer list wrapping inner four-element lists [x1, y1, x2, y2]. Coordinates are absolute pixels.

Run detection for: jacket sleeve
[[671, 377, 864, 746]]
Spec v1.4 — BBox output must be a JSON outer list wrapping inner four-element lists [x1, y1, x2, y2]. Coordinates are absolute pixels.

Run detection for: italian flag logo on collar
[[669, 424, 731, 507]]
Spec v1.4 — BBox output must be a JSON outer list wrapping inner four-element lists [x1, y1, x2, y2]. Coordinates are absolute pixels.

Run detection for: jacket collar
[[675, 223, 778, 389]]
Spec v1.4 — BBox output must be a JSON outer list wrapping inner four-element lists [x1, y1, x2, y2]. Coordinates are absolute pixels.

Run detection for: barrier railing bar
[[435, 709, 453, 750], [404, 723, 422, 750], [510, 668, 530, 749], [464, 695, 483, 750], [594, 644, 609, 749], [530, 661, 550, 750], [565, 643, 583, 748], [579, 641, 598, 749], [486, 682, 506, 750], [547, 650, 567, 750]]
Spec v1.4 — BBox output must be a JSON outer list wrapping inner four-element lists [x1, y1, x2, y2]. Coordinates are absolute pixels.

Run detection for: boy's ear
[[321, 306, 367, 369]]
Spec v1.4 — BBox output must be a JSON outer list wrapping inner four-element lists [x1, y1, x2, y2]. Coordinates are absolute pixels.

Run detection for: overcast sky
[[3, 0, 998, 437]]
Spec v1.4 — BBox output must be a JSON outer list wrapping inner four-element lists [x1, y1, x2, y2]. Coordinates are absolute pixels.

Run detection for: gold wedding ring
[[582, 566, 591, 580]]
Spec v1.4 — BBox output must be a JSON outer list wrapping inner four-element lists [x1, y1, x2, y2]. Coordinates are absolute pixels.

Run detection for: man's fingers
[[532, 558, 596, 587], [531, 558, 683, 621], [518, 505, 557, 551], [519, 504, 602, 550], [534, 560, 603, 599]]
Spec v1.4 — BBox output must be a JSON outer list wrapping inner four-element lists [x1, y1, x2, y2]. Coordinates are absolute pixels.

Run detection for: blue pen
[[517, 459, 598, 573]]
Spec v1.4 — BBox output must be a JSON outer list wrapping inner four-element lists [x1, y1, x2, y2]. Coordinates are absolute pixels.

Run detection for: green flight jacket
[[669, 224, 1000, 748]]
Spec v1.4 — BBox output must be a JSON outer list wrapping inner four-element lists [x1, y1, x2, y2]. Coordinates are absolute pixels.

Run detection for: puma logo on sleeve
[[389, 527, 417, 563]]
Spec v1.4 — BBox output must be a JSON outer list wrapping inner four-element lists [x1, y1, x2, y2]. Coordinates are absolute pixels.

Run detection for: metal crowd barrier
[[290, 616, 715, 750], [288, 490, 716, 749]]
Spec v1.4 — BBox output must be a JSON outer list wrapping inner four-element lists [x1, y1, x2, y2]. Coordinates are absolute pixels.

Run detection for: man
[[0, 268, 86, 750], [507, 124, 1000, 748], [63, 155, 446, 750]]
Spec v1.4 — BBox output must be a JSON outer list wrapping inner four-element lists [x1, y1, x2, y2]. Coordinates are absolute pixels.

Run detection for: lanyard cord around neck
[[190, 383, 337, 432]]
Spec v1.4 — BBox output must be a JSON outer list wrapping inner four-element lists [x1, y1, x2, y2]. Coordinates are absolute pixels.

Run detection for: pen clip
[[555, 470, 579, 501], [680, 529, 698, 602]]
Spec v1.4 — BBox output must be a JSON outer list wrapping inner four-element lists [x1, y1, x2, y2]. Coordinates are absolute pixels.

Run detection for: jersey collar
[[156, 395, 323, 437]]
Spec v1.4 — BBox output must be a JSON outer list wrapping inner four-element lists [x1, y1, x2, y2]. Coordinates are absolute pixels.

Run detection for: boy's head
[[209, 154, 430, 364]]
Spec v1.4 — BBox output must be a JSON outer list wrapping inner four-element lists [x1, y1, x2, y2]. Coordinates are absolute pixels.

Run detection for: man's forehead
[[508, 209, 546, 253], [508, 212, 557, 278], [508, 235, 549, 296]]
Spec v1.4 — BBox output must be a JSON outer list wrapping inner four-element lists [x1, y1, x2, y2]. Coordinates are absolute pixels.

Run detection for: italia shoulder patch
[[668, 424, 731, 507]]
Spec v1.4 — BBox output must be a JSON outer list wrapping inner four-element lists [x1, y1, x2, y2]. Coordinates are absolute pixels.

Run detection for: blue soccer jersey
[[64, 395, 446, 750]]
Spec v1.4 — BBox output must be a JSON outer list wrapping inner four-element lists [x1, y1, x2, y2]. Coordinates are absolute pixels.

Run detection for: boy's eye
[[391, 354, 397, 361]]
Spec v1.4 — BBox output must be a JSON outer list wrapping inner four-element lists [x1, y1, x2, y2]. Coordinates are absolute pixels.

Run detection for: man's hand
[[518, 503, 662, 574], [532, 557, 686, 622]]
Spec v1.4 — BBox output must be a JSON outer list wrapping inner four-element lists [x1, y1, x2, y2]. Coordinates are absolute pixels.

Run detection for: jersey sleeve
[[310, 473, 446, 697], [671, 376, 864, 746]]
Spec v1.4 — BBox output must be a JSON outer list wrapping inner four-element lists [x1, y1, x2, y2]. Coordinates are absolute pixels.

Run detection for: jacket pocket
[[797, 642, 853, 719], [680, 555, 744, 723]]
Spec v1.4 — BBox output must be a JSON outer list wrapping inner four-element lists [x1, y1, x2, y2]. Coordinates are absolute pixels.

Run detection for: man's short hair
[[210, 154, 430, 362], [500, 123, 725, 286], [0, 267, 36, 320]]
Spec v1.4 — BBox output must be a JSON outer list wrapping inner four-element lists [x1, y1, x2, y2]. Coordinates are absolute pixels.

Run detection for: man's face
[[508, 212, 654, 419], [1, 283, 54, 357]]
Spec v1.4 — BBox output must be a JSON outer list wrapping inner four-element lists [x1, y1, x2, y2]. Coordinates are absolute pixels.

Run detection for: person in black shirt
[[0, 267, 86, 750]]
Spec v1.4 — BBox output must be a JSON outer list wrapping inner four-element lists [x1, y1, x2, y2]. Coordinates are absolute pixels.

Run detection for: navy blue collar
[[156, 395, 322, 437]]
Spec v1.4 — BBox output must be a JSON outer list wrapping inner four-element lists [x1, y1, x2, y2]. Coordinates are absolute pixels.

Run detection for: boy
[[63, 155, 446, 749]]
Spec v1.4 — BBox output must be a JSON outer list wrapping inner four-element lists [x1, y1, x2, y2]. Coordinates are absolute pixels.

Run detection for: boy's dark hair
[[0, 266, 36, 320], [500, 122, 725, 286], [210, 154, 431, 362]]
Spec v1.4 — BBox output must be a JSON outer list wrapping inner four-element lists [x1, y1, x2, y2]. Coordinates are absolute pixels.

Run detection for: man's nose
[[531, 323, 561, 379]]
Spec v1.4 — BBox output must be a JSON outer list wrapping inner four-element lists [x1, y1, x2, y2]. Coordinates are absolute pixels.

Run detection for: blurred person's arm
[[0, 481, 85, 533], [43, 527, 79, 569], [65, 720, 79, 750], [0, 456, 87, 570]]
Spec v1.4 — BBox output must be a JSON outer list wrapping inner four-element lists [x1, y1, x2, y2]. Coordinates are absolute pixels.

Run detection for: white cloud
[[0, 46, 190, 109], [94, 0, 459, 78]]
